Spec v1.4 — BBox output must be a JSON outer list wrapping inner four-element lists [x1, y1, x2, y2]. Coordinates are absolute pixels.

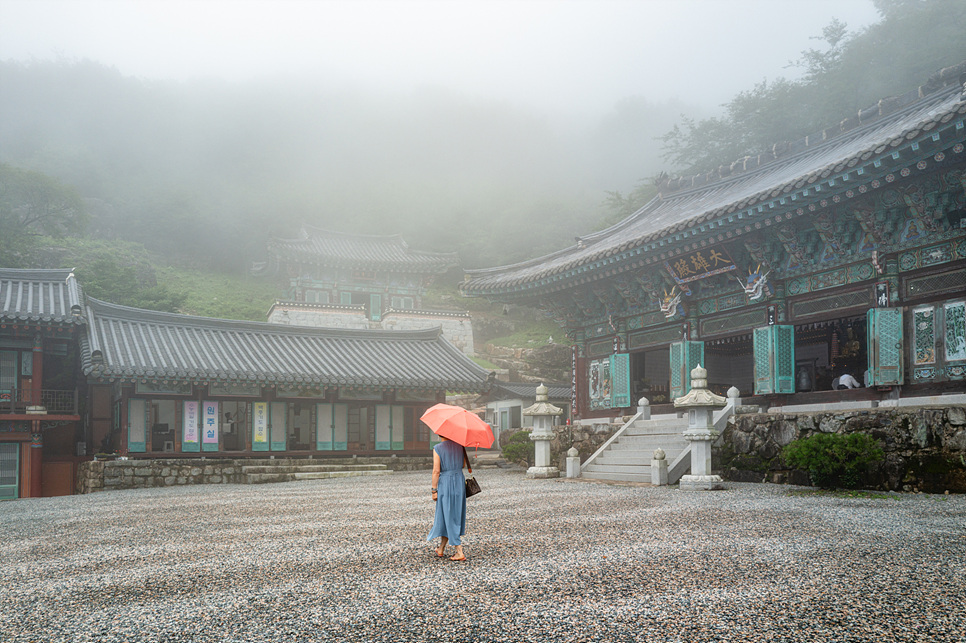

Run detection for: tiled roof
[[268, 226, 459, 273], [492, 382, 571, 401], [463, 76, 966, 295], [0, 268, 85, 325], [80, 298, 491, 392]]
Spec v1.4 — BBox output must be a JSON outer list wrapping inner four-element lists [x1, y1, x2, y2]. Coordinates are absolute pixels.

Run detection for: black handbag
[[465, 476, 481, 497], [463, 447, 482, 497]]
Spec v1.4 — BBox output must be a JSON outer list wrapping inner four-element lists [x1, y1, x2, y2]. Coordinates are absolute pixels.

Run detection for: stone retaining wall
[[76, 456, 433, 494], [719, 407, 966, 493]]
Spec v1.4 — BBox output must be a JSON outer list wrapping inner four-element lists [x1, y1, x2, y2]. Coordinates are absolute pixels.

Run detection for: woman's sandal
[[449, 554, 466, 561], [435, 547, 446, 557]]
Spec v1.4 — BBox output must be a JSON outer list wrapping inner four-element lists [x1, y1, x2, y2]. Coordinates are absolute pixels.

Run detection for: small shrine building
[[258, 225, 475, 354], [462, 64, 966, 419]]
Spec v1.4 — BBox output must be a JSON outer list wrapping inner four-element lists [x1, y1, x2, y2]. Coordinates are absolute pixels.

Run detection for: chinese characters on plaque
[[664, 246, 737, 293]]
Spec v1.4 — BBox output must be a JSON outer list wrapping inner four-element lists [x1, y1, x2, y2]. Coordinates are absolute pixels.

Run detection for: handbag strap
[[462, 446, 473, 474]]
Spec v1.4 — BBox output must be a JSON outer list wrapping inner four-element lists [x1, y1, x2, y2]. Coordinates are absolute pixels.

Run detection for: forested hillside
[[1, 0, 963, 321], [660, 0, 966, 177]]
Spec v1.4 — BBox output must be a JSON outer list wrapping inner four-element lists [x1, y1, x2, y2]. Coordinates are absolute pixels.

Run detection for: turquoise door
[[609, 353, 632, 408], [868, 308, 904, 386], [669, 341, 705, 400], [754, 325, 796, 395], [270, 402, 287, 451], [0, 443, 19, 500], [911, 300, 966, 383], [370, 294, 382, 321]]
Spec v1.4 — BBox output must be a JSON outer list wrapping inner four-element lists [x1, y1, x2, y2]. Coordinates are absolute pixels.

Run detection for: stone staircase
[[242, 461, 392, 484], [580, 416, 689, 484]]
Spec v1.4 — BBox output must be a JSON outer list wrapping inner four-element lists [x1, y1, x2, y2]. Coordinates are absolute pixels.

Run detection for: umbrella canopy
[[420, 403, 495, 448]]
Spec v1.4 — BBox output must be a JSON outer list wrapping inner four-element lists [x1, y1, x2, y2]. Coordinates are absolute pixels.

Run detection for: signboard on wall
[[665, 245, 737, 291]]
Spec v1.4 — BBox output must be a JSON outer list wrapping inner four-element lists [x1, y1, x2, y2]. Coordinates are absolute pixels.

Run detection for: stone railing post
[[651, 448, 668, 486], [566, 447, 580, 478], [637, 397, 651, 420]]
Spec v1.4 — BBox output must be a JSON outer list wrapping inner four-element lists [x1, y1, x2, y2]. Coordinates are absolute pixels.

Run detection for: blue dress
[[426, 440, 467, 546]]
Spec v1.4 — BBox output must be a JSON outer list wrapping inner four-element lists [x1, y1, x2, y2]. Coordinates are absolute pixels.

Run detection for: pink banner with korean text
[[202, 400, 219, 452]]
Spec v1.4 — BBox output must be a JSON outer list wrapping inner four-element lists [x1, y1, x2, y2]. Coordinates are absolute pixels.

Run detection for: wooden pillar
[[31, 332, 43, 405], [119, 388, 129, 456], [28, 424, 42, 498]]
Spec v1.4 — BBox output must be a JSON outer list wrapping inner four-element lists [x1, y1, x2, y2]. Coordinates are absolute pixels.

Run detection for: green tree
[[0, 163, 87, 266], [74, 256, 184, 313], [660, 0, 966, 176], [600, 179, 660, 229]]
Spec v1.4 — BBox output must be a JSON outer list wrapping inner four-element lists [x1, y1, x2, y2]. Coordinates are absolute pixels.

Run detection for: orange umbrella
[[420, 403, 495, 448]]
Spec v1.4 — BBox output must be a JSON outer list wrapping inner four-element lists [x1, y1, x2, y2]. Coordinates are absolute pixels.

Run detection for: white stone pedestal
[[527, 466, 560, 479], [678, 474, 724, 491], [566, 447, 580, 478], [678, 424, 724, 490]]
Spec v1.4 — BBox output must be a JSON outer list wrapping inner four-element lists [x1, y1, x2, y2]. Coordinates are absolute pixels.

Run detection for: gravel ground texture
[[2, 470, 965, 643]]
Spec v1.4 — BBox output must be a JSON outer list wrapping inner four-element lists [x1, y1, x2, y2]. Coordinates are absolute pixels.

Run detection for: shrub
[[783, 432, 884, 490], [500, 430, 534, 467]]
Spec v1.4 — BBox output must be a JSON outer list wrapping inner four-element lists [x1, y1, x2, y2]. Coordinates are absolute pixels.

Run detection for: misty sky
[[2, 0, 881, 118]]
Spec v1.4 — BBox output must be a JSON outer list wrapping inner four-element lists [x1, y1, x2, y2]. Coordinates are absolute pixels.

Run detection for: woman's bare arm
[[431, 451, 441, 498]]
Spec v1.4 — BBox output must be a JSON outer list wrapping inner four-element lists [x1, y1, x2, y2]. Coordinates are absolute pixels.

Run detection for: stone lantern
[[673, 364, 725, 490], [523, 383, 563, 479]]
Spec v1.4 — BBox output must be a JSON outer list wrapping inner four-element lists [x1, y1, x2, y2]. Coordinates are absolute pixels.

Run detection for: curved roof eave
[[462, 81, 966, 296]]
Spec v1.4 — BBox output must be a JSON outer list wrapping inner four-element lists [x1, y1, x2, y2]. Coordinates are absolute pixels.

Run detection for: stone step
[[582, 462, 652, 475], [246, 468, 393, 484], [629, 419, 686, 431], [596, 450, 685, 466], [614, 436, 689, 449], [241, 464, 387, 474], [292, 470, 393, 480], [580, 469, 652, 484], [625, 424, 686, 435]]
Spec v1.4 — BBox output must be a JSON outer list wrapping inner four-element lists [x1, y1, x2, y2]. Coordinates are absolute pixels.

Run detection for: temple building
[[462, 64, 966, 420], [257, 225, 475, 354], [80, 298, 490, 459], [1, 267, 491, 499], [475, 381, 572, 435], [0, 269, 86, 498]]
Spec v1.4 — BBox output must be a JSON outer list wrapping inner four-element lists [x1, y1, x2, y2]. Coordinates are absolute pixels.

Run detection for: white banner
[[183, 401, 199, 443]]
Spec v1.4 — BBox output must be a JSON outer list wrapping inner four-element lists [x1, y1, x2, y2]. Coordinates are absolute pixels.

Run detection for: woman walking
[[427, 436, 469, 561]]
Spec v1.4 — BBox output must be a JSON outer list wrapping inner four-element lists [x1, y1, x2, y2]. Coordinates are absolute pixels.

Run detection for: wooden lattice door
[[911, 300, 966, 383]]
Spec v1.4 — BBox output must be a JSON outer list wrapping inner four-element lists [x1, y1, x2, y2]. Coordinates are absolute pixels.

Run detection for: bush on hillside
[[501, 430, 534, 467]]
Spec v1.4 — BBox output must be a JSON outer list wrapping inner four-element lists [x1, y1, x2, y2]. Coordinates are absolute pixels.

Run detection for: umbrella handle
[[462, 446, 472, 474]]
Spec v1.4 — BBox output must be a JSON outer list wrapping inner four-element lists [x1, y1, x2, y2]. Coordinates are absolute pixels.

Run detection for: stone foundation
[[719, 407, 966, 493], [76, 456, 433, 494]]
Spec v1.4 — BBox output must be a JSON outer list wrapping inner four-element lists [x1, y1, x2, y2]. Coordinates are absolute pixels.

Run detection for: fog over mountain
[[0, 0, 895, 269]]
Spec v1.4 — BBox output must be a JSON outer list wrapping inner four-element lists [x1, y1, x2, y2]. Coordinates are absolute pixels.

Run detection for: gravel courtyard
[[2, 470, 964, 643]]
